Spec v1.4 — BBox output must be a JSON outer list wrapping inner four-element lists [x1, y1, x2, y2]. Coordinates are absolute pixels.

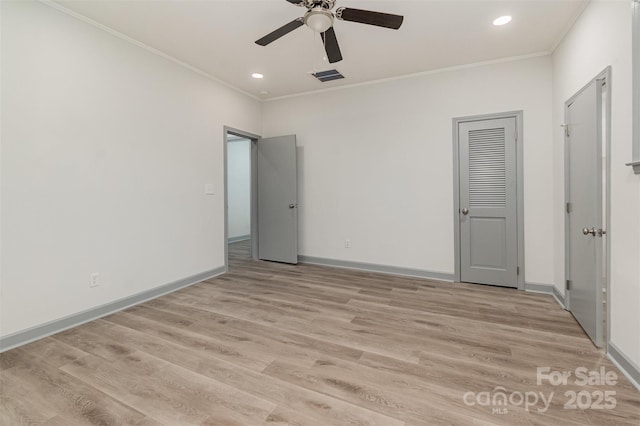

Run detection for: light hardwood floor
[[1, 240, 638, 425]]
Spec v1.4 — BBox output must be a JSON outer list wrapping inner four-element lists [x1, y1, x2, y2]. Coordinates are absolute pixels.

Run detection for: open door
[[565, 77, 605, 348], [257, 135, 298, 264]]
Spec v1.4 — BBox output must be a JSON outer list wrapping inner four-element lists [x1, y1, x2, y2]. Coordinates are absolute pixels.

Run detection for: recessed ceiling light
[[493, 16, 512, 26], [259, 90, 270, 96], [251, 73, 264, 79]]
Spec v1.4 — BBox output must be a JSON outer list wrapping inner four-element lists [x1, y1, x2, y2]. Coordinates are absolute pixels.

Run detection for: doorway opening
[[226, 134, 252, 261], [224, 127, 260, 270], [224, 128, 299, 269]]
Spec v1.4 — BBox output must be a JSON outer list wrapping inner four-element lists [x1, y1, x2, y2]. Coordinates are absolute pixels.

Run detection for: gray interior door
[[565, 80, 603, 347], [257, 135, 298, 264], [459, 117, 518, 287]]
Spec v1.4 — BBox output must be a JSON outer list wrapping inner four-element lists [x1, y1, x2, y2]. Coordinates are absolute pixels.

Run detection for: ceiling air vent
[[312, 69, 344, 82]]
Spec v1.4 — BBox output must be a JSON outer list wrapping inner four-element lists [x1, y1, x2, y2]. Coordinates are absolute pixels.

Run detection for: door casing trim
[[452, 111, 525, 290], [223, 126, 261, 271]]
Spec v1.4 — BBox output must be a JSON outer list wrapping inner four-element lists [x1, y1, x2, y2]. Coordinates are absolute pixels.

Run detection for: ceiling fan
[[255, 0, 404, 64]]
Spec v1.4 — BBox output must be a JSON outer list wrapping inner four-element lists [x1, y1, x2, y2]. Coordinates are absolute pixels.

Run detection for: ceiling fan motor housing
[[299, 0, 335, 10]]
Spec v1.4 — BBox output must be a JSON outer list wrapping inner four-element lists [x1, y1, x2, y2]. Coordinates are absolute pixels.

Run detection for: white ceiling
[[54, 0, 588, 100]]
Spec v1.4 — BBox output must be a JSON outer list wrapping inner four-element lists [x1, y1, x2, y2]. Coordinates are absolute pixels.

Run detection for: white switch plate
[[205, 184, 215, 195], [345, 239, 351, 248]]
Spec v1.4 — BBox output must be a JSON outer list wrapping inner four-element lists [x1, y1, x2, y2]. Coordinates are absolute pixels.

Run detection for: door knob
[[461, 208, 469, 215], [289, 204, 296, 209], [582, 227, 596, 236]]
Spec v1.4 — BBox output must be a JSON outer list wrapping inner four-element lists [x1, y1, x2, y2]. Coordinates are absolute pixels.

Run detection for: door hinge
[[566, 279, 572, 290], [517, 266, 520, 275], [566, 202, 572, 214], [562, 124, 570, 138]]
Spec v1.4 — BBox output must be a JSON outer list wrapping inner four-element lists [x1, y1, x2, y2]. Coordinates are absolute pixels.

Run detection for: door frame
[[223, 126, 261, 271], [452, 111, 525, 290], [563, 67, 611, 348]]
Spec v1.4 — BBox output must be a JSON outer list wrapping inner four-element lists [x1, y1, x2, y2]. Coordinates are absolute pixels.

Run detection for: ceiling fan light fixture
[[305, 9, 333, 33]]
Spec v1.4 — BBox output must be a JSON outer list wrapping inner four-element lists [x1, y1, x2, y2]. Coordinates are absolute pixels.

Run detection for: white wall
[[0, 1, 261, 336], [227, 138, 251, 239], [552, 0, 640, 367], [263, 56, 554, 284]]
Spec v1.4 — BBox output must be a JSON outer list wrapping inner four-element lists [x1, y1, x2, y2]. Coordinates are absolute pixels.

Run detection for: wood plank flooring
[[1, 240, 638, 425]]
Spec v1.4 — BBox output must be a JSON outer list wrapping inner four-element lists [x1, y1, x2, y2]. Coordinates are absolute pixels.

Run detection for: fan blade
[[255, 18, 304, 46], [320, 27, 343, 64], [336, 7, 404, 30], [285, 0, 306, 5]]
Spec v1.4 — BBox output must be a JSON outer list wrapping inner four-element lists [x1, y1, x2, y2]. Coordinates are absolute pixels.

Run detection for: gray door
[[257, 135, 298, 264], [459, 118, 518, 287], [565, 79, 603, 347]]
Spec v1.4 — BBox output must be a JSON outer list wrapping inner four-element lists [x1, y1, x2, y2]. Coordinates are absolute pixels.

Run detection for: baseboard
[[228, 235, 250, 243], [0, 267, 226, 353], [524, 282, 565, 308], [607, 342, 640, 392], [524, 282, 554, 294], [552, 286, 566, 308], [298, 255, 454, 282]]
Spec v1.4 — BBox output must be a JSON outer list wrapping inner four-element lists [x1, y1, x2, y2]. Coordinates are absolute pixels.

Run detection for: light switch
[[205, 184, 215, 195]]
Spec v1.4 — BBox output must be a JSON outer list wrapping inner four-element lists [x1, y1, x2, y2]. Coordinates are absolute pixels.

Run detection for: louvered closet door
[[459, 117, 518, 287]]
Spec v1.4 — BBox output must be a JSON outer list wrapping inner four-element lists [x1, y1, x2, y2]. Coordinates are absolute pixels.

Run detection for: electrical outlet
[[345, 239, 351, 248], [205, 184, 215, 195], [89, 272, 99, 288]]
